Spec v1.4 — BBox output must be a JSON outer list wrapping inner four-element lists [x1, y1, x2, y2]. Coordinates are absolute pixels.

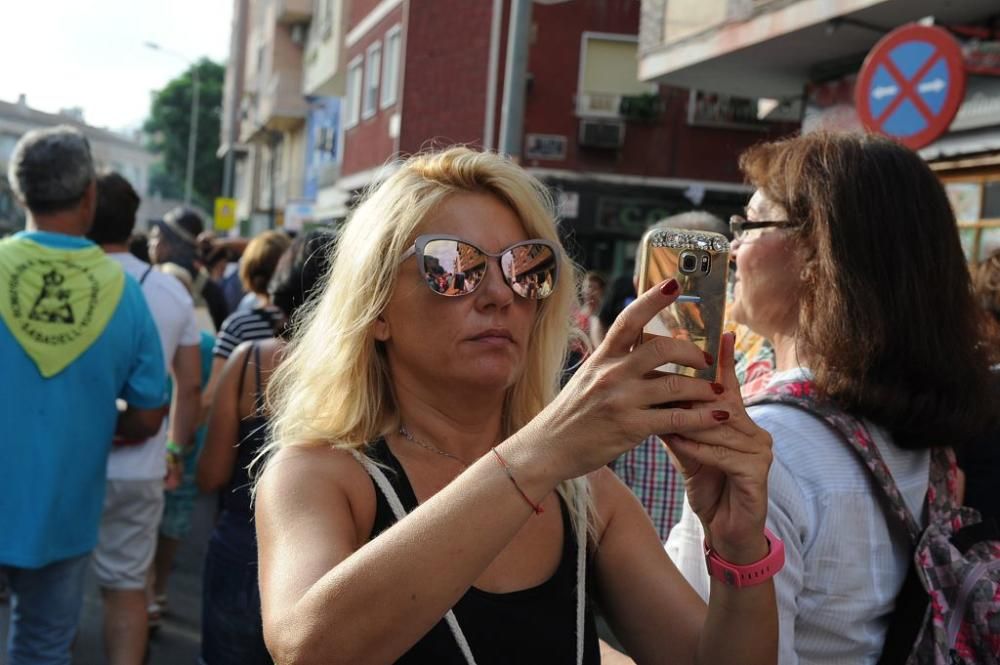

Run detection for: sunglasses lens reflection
[[422, 239, 478, 296], [420, 239, 557, 300], [504, 244, 556, 299]]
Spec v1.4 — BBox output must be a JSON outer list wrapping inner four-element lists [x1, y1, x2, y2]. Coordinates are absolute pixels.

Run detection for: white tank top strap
[[350, 449, 478, 665]]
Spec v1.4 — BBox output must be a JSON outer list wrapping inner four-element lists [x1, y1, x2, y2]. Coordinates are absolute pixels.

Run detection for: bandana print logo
[[28, 269, 76, 324]]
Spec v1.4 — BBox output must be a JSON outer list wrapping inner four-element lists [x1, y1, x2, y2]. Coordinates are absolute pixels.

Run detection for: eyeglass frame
[[399, 234, 562, 299], [729, 214, 796, 242]]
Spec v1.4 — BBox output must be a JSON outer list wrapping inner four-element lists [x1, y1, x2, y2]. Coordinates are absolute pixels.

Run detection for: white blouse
[[665, 368, 930, 665]]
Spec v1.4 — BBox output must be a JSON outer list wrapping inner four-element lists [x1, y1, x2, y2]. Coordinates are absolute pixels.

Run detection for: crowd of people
[[0, 124, 998, 665]]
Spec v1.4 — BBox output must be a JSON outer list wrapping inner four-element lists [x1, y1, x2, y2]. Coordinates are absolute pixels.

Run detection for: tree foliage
[[144, 58, 225, 209]]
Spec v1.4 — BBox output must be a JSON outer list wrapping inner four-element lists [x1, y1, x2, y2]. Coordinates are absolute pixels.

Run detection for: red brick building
[[338, 0, 795, 275]]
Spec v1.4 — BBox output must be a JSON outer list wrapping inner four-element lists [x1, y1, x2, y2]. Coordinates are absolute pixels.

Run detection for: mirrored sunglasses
[[400, 235, 560, 300]]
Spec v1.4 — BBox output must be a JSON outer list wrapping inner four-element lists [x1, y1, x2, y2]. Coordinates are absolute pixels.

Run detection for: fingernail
[[660, 279, 679, 295], [712, 410, 729, 421], [703, 352, 714, 365], [711, 382, 724, 395]]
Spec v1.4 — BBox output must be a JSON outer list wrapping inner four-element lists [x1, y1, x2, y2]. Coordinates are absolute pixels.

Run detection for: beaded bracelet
[[491, 447, 544, 515], [165, 440, 186, 457]]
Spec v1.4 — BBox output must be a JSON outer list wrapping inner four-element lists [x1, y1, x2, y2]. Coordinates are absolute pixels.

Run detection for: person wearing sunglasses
[[666, 133, 996, 664], [253, 147, 779, 664]]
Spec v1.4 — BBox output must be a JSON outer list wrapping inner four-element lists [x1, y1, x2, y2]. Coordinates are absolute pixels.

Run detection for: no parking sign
[[855, 24, 967, 150]]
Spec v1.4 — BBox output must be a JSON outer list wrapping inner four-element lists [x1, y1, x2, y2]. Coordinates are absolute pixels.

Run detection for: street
[[0, 493, 217, 665]]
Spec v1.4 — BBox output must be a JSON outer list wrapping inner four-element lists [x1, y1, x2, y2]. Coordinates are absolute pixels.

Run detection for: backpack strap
[[349, 450, 478, 665], [746, 380, 923, 543]]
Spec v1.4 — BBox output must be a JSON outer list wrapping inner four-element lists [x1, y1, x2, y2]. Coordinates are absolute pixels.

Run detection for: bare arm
[[594, 469, 777, 665], [197, 346, 246, 493], [200, 356, 228, 425], [115, 405, 166, 441], [168, 344, 202, 450]]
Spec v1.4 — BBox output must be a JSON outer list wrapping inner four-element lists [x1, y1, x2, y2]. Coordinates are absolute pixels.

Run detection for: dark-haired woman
[[667, 132, 995, 664], [196, 230, 334, 665]]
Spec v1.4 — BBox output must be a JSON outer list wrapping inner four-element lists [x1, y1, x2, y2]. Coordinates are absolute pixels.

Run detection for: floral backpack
[[747, 379, 1000, 665]]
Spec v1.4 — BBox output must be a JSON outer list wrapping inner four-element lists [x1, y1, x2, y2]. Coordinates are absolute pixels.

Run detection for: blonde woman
[[255, 148, 779, 664]]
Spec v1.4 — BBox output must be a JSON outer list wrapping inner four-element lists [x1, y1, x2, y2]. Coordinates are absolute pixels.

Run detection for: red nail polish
[[703, 352, 714, 365], [711, 382, 724, 395], [660, 279, 679, 295], [712, 410, 729, 422]]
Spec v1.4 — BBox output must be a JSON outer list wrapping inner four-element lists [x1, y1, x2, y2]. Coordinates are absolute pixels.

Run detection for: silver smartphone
[[634, 227, 730, 382]]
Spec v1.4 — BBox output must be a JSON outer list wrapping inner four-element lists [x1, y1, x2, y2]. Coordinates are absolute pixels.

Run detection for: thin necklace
[[398, 426, 471, 468]]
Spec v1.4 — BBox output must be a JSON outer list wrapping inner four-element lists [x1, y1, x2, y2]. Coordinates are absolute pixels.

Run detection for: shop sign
[[856, 24, 967, 150], [525, 134, 567, 161], [596, 197, 672, 235]]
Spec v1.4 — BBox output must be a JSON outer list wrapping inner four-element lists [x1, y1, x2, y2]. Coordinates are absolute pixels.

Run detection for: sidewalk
[[0, 493, 217, 665]]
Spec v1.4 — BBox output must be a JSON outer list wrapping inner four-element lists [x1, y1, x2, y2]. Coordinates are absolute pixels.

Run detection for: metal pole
[[498, 0, 532, 160], [483, 0, 504, 151], [184, 65, 200, 206], [269, 131, 277, 230]]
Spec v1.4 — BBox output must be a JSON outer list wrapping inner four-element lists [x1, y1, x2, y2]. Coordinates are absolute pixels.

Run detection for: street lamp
[[145, 41, 200, 207]]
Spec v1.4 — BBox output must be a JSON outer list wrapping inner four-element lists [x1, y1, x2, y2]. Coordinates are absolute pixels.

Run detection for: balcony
[[275, 0, 312, 25], [638, 0, 1000, 98], [257, 70, 308, 131]]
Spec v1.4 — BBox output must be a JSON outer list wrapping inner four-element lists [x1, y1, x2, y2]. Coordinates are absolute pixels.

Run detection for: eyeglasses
[[729, 215, 794, 242], [400, 234, 560, 300]]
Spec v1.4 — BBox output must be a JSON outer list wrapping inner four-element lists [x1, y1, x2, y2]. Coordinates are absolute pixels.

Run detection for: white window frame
[[380, 25, 402, 110], [344, 55, 364, 128], [362, 40, 382, 120]]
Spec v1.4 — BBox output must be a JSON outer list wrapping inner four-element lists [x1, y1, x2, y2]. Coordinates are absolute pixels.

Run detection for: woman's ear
[[373, 314, 391, 342]]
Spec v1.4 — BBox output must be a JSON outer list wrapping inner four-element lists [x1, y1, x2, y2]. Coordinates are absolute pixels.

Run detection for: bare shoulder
[[256, 443, 377, 537], [585, 466, 639, 542]]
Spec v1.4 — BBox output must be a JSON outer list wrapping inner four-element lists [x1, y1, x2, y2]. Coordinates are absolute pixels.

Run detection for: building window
[[577, 33, 657, 118], [363, 41, 382, 120], [381, 26, 402, 109], [345, 56, 364, 128]]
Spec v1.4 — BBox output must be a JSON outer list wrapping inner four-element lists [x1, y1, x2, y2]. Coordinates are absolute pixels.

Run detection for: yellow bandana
[[0, 237, 125, 378]]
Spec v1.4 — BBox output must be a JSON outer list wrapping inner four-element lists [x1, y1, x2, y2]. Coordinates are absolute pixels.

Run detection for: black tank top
[[365, 440, 601, 665]]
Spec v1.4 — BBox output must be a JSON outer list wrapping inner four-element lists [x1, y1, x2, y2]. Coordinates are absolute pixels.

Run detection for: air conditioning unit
[[579, 119, 625, 149]]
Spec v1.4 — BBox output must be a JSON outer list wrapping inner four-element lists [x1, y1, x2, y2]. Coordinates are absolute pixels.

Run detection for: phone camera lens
[[680, 252, 698, 273]]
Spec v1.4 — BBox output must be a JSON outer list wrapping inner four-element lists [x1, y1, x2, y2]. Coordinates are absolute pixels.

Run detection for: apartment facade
[[333, 0, 795, 276], [638, 0, 1000, 260], [0, 96, 158, 233], [226, 0, 313, 234]]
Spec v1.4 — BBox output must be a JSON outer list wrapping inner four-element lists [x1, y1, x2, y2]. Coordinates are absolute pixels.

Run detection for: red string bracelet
[[491, 447, 544, 515]]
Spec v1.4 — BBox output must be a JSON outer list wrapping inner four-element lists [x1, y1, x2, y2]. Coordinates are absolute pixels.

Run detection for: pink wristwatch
[[704, 528, 785, 588]]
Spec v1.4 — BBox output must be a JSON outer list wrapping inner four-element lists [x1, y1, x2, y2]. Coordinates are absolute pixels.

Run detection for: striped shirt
[[212, 306, 282, 359], [666, 368, 930, 665], [611, 436, 685, 542]]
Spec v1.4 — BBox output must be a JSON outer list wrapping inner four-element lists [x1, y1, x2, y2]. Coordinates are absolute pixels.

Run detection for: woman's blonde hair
[[260, 147, 591, 535]]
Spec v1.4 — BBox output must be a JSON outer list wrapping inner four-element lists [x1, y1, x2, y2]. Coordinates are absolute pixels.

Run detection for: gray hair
[[7, 125, 95, 214], [650, 210, 730, 239]]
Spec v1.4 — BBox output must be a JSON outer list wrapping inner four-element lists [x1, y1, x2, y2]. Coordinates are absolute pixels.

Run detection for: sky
[[1, 0, 233, 134]]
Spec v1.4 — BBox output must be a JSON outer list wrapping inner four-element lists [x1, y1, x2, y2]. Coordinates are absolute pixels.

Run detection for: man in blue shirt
[[0, 126, 166, 665]]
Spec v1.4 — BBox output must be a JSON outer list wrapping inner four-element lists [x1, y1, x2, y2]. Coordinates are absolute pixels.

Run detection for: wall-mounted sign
[[525, 134, 568, 161], [856, 24, 967, 150]]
